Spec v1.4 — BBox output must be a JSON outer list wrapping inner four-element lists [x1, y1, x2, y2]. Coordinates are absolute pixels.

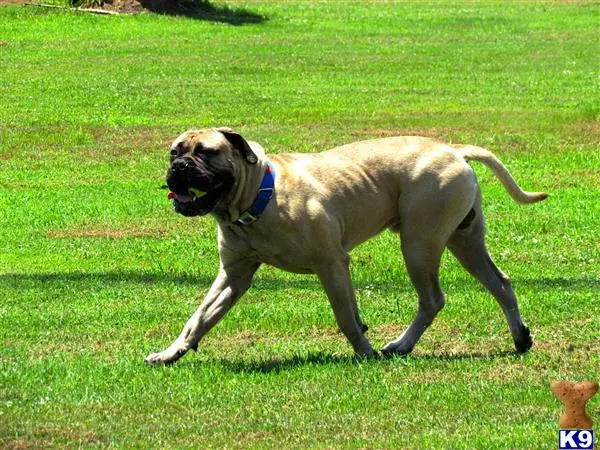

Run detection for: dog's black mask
[[166, 152, 235, 217]]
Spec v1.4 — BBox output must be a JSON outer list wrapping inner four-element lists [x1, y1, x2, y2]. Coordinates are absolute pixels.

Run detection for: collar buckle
[[236, 211, 258, 225]]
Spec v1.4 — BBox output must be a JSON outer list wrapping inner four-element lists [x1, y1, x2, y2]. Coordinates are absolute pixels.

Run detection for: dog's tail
[[456, 145, 548, 204]]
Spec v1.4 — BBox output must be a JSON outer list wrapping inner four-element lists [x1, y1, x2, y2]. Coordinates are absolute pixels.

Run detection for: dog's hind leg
[[382, 159, 475, 356], [446, 199, 532, 353], [381, 234, 447, 356]]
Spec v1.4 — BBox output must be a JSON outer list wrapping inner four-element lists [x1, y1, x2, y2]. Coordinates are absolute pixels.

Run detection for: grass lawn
[[1, 0, 599, 448]]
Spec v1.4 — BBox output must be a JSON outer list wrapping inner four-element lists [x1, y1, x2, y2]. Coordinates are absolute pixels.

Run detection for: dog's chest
[[219, 224, 317, 274]]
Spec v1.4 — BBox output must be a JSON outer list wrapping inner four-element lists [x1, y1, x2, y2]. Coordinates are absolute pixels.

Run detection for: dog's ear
[[217, 128, 258, 164]]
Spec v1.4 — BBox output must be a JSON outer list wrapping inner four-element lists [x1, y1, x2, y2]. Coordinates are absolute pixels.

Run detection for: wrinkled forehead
[[170, 129, 227, 152]]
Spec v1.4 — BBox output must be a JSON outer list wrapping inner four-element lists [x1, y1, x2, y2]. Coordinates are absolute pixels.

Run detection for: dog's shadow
[[213, 352, 355, 374], [186, 349, 518, 374]]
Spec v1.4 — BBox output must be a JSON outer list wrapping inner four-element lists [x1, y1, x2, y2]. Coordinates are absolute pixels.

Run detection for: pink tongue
[[175, 194, 194, 203]]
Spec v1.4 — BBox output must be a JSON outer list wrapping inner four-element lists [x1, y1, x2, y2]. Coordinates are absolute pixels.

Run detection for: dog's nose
[[172, 158, 189, 172]]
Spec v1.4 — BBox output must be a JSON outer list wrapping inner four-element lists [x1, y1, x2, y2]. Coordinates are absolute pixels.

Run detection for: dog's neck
[[213, 141, 270, 223]]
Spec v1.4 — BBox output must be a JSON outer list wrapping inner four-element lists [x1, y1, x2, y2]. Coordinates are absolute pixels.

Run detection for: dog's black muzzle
[[166, 157, 231, 217]]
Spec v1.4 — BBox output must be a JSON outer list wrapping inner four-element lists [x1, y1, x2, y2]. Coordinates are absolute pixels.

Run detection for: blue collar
[[236, 162, 275, 225]]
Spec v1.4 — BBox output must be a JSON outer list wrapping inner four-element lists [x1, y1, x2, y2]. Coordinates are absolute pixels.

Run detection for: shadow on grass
[[190, 349, 519, 374], [0, 270, 403, 292], [515, 277, 600, 290], [416, 350, 518, 362], [0, 270, 214, 288], [1, 271, 596, 292], [211, 352, 360, 374], [139, 0, 268, 25]]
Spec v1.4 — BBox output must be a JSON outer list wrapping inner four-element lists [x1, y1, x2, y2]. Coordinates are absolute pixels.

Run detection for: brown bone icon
[[551, 380, 598, 429]]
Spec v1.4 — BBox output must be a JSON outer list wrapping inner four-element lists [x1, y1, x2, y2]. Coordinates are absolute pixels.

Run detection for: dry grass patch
[[25, 337, 123, 361], [46, 228, 170, 239], [353, 127, 454, 141], [1, 428, 102, 449], [45, 215, 211, 239], [1, 438, 41, 450], [87, 125, 175, 159], [542, 167, 600, 189]]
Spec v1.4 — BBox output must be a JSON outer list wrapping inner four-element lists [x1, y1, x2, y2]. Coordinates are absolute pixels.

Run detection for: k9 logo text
[[558, 430, 594, 450]]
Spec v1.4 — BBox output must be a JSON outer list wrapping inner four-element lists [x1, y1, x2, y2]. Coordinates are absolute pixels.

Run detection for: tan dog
[[145, 128, 547, 365]]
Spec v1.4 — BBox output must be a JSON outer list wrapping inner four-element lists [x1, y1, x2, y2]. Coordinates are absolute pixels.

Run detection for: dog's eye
[[193, 145, 206, 156], [170, 149, 178, 157]]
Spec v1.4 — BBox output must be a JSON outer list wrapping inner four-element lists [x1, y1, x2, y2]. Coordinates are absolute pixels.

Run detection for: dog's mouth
[[169, 187, 209, 204], [168, 185, 225, 217]]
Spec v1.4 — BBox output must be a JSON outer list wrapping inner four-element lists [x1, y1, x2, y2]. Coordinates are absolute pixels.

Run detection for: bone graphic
[[551, 380, 598, 429]]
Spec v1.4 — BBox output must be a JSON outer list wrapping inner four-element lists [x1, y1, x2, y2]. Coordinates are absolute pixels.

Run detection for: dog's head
[[166, 127, 258, 217]]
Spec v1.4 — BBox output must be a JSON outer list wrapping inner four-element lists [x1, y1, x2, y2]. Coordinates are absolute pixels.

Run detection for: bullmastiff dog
[[145, 127, 547, 365]]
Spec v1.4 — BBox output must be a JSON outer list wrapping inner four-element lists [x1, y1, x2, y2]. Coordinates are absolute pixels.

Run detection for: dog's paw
[[144, 347, 187, 365], [381, 340, 413, 358], [355, 346, 378, 358], [514, 325, 533, 354]]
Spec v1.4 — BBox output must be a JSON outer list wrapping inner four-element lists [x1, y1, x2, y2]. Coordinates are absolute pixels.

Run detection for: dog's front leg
[[317, 258, 375, 357], [145, 258, 260, 365]]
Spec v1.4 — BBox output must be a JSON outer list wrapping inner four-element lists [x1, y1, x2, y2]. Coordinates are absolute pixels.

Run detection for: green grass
[[1, 0, 599, 448]]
